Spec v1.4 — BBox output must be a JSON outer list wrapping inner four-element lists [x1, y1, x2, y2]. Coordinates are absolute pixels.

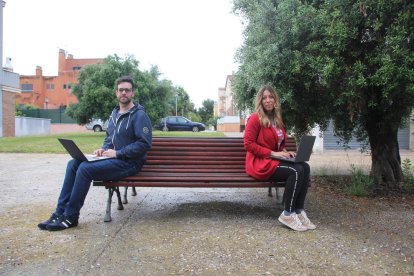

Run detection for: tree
[[233, 0, 414, 184], [198, 99, 215, 124], [67, 55, 183, 125], [172, 86, 195, 118]]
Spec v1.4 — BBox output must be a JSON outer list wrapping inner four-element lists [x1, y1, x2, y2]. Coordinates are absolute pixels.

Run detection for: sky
[[3, 0, 244, 108]]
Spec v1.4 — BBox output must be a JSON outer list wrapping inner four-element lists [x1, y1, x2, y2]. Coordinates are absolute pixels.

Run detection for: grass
[[0, 130, 226, 154]]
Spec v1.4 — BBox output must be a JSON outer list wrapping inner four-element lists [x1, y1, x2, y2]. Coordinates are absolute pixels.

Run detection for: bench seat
[[93, 136, 296, 222]]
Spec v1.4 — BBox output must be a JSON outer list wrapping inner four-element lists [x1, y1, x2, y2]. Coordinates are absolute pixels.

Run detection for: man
[[38, 76, 152, 231]]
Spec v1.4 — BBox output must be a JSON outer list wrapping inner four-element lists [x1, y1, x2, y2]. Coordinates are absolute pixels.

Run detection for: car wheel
[[162, 126, 169, 132], [93, 125, 102, 132], [192, 126, 199, 132]]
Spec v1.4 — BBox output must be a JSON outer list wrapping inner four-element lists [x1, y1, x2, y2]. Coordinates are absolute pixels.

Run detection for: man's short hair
[[115, 76, 135, 90]]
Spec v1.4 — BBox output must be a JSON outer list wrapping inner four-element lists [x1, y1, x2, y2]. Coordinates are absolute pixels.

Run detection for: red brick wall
[[16, 50, 103, 109], [2, 91, 15, 137]]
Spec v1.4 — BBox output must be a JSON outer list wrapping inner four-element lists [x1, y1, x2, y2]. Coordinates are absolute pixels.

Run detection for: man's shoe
[[46, 215, 78, 231], [278, 212, 307, 232], [297, 211, 316, 230], [38, 213, 61, 230]]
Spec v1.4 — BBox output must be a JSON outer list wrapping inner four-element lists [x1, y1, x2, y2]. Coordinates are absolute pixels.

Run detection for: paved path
[[0, 152, 413, 275]]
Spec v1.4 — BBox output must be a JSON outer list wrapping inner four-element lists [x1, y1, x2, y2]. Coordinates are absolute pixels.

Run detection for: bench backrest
[[143, 136, 296, 173]]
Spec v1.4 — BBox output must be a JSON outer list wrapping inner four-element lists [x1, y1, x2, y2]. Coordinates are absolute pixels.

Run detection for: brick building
[[16, 49, 103, 109]]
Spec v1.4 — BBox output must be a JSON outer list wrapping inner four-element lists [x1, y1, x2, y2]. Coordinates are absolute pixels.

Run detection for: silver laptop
[[58, 138, 112, 162], [272, 135, 316, 163]]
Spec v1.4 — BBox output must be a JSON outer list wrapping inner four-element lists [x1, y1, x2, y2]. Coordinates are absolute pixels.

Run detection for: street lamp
[[44, 97, 49, 109], [175, 93, 178, 116]]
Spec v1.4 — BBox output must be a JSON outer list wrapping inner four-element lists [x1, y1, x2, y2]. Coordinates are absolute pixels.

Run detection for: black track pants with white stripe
[[270, 162, 310, 213]]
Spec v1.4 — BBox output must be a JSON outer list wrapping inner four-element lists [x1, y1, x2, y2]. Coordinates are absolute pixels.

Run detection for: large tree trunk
[[367, 125, 403, 185]]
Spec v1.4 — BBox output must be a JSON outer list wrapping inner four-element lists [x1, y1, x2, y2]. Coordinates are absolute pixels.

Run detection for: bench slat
[[94, 181, 277, 188]]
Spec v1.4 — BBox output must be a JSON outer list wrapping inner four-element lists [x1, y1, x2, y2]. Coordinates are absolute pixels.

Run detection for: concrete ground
[[0, 149, 413, 275]]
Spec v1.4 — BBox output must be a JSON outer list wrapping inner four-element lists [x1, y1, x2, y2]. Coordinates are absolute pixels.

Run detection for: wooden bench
[[93, 136, 297, 222]]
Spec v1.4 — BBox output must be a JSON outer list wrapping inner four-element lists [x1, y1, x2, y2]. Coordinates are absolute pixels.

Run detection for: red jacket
[[243, 113, 287, 180]]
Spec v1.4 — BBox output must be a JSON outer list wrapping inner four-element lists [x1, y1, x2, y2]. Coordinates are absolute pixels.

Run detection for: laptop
[[272, 135, 316, 163], [58, 138, 112, 162]]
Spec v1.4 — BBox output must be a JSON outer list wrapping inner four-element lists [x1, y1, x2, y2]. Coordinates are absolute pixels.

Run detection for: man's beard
[[119, 97, 132, 105]]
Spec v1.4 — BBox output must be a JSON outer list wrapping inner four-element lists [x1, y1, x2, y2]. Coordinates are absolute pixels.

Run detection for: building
[[16, 49, 103, 109], [1, 1, 20, 137], [216, 75, 245, 132]]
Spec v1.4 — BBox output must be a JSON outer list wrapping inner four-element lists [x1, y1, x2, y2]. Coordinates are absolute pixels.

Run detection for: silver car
[[85, 119, 108, 132]]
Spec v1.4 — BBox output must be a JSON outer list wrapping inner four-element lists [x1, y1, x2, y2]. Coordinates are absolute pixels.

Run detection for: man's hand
[[102, 149, 117, 158], [93, 149, 105, 156]]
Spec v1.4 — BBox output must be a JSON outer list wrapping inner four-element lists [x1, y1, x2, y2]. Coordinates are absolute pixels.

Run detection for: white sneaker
[[278, 212, 307, 231], [297, 211, 316, 230]]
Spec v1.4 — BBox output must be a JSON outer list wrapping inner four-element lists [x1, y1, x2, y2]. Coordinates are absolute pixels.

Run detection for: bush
[[345, 164, 374, 196], [401, 158, 414, 192]]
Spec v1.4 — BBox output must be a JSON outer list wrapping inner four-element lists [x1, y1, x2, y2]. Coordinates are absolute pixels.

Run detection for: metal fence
[[19, 109, 76, 124]]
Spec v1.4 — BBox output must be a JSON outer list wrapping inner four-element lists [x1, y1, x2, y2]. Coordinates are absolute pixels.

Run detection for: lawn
[[0, 130, 226, 153]]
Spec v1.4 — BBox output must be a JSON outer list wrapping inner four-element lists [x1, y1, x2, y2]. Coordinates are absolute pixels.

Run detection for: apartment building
[[16, 49, 103, 109], [216, 75, 245, 132]]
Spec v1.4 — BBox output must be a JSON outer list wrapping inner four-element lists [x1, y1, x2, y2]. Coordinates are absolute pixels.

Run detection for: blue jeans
[[55, 158, 142, 219]]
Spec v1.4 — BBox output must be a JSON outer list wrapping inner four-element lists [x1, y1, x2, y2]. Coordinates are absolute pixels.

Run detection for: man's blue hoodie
[[102, 101, 152, 166]]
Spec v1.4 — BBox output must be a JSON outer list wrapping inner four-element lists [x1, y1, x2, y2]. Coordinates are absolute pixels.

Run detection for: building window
[[46, 83, 55, 90], [21, 83, 33, 92], [73, 66, 81, 70], [63, 84, 67, 89]]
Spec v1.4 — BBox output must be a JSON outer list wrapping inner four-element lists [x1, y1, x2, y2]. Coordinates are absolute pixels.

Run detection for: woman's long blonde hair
[[255, 85, 283, 128]]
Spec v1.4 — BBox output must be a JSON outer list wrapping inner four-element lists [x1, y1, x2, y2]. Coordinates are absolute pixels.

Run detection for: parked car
[[154, 116, 205, 132], [85, 119, 108, 132]]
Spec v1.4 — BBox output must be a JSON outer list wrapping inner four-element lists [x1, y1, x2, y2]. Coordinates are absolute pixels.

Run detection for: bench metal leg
[[115, 187, 124, 210], [275, 187, 285, 205], [123, 187, 137, 204], [123, 187, 128, 204], [104, 187, 114, 222], [268, 187, 273, 197], [104, 187, 124, 222]]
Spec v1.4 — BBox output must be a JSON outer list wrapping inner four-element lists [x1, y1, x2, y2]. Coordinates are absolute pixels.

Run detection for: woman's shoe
[[278, 212, 307, 231], [297, 211, 316, 230]]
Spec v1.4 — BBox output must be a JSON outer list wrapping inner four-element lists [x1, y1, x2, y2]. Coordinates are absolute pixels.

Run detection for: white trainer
[[278, 212, 307, 232], [297, 211, 316, 230]]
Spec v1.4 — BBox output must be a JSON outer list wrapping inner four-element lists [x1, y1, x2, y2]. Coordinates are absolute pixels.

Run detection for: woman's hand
[[271, 150, 296, 158]]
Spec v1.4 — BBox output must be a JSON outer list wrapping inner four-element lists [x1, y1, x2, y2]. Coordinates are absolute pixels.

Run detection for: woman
[[244, 85, 316, 231]]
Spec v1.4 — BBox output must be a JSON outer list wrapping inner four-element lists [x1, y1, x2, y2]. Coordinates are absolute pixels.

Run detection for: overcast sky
[[3, 0, 244, 108]]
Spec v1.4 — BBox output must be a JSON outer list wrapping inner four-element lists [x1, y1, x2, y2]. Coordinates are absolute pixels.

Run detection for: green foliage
[[345, 164, 374, 196], [206, 117, 218, 129], [198, 99, 215, 124], [401, 158, 414, 191], [172, 86, 196, 119], [186, 112, 202, 123], [15, 104, 23, 116], [232, 0, 414, 182], [16, 103, 40, 116]]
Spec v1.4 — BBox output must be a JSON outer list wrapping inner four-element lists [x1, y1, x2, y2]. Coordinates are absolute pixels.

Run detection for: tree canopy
[[233, 0, 414, 183], [198, 99, 215, 124]]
